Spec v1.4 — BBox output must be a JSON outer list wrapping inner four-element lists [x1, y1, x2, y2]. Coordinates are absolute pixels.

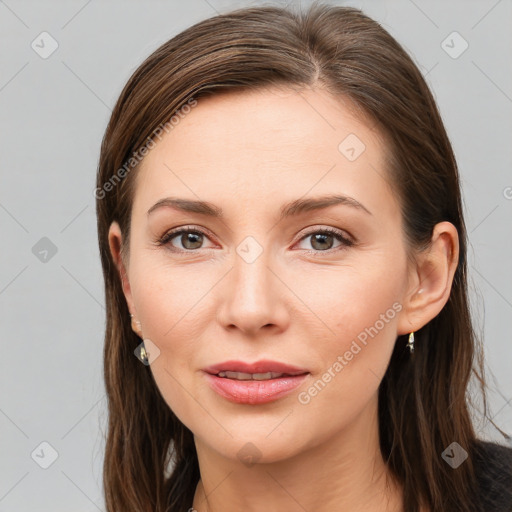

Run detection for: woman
[[95, 3, 512, 511]]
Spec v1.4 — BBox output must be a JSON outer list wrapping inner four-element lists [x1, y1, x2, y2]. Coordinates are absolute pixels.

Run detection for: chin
[[192, 415, 323, 466]]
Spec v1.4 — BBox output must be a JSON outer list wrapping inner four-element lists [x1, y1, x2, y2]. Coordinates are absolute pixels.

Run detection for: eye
[[156, 225, 354, 254], [296, 227, 354, 254], [157, 226, 215, 252]]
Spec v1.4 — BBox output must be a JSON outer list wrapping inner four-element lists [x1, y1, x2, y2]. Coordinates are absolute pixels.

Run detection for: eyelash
[[156, 225, 354, 256]]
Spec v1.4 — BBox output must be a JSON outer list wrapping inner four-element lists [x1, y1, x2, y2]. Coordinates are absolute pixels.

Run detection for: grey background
[[1, 0, 511, 510]]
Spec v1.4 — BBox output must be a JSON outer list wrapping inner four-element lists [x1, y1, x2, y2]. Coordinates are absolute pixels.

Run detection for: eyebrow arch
[[146, 194, 372, 219], [147, 197, 222, 217], [280, 194, 372, 218]]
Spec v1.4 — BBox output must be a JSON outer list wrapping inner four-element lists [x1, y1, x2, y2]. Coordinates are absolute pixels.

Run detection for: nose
[[216, 245, 290, 336]]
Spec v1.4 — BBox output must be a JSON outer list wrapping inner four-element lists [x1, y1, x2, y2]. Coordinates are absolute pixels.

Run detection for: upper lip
[[203, 359, 309, 376]]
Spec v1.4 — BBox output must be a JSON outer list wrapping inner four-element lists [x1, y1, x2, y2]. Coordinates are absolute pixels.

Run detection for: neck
[[191, 395, 403, 512]]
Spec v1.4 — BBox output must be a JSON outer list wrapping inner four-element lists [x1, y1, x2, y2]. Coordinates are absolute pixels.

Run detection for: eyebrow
[[146, 194, 372, 219]]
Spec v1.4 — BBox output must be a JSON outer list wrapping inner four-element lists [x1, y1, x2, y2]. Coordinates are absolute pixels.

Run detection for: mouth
[[202, 360, 310, 404], [203, 359, 309, 377], [215, 370, 304, 380]]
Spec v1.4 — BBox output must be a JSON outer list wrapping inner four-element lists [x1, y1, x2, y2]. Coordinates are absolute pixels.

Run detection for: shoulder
[[471, 439, 512, 511]]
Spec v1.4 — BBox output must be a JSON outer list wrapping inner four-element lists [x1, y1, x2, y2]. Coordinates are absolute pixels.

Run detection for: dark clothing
[[474, 440, 512, 511]]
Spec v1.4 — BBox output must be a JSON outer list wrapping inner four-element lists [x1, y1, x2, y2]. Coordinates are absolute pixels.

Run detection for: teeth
[[217, 371, 285, 380]]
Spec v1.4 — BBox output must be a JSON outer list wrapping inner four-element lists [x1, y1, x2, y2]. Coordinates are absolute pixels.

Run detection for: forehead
[[132, 86, 397, 220], [144, 86, 378, 161]]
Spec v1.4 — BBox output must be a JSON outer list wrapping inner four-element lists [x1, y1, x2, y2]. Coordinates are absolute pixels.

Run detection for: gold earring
[[407, 332, 415, 354], [140, 342, 148, 364]]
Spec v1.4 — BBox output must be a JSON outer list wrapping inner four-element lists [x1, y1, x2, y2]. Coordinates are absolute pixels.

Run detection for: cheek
[[295, 290, 401, 432], [130, 255, 210, 340], [297, 258, 404, 400], [128, 260, 215, 417], [294, 253, 404, 346]]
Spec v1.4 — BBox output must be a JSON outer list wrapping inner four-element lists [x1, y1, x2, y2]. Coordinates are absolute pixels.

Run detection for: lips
[[202, 359, 310, 405]]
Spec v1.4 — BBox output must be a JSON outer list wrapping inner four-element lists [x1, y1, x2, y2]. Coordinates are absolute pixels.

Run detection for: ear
[[397, 221, 459, 335], [108, 221, 143, 338]]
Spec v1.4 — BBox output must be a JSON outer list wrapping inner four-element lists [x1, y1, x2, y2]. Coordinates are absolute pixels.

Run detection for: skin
[[108, 86, 458, 512]]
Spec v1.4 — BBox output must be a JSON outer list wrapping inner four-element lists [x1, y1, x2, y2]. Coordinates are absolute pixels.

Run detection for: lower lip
[[204, 372, 309, 404]]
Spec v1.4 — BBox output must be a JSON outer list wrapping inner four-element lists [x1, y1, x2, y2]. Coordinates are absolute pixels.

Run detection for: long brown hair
[[96, 3, 493, 511]]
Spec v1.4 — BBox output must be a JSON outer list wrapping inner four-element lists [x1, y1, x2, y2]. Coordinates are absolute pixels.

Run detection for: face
[[111, 86, 415, 463]]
